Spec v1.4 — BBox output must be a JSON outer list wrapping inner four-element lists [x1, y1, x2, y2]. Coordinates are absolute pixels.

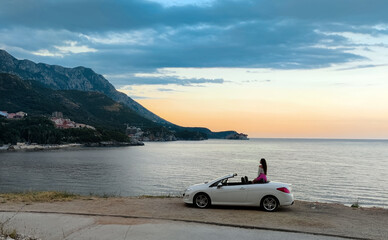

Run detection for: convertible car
[[183, 173, 294, 211]]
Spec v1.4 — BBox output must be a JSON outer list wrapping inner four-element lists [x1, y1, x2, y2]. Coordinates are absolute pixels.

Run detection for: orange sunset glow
[[120, 65, 388, 139], [135, 86, 387, 138]]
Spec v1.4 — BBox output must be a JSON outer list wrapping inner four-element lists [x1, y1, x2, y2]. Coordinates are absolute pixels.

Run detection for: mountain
[[182, 127, 239, 139], [0, 73, 158, 130], [0, 49, 170, 126], [0, 49, 243, 138]]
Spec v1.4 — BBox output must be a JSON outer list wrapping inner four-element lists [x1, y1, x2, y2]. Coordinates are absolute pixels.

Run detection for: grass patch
[[351, 202, 360, 208], [8, 229, 17, 239], [85, 192, 121, 199], [0, 191, 79, 203], [351, 198, 360, 208]]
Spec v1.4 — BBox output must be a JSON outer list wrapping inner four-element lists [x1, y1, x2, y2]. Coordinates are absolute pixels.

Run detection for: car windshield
[[209, 176, 235, 187], [207, 174, 237, 185]]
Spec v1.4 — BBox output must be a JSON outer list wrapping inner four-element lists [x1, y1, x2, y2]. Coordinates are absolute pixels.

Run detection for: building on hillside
[[50, 112, 95, 130], [0, 111, 8, 118], [7, 113, 16, 119], [51, 117, 76, 129], [15, 111, 27, 118], [52, 111, 64, 118], [0, 111, 27, 119], [126, 126, 143, 140]]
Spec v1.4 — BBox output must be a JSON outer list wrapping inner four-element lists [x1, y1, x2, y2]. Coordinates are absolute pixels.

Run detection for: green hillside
[[0, 73, 209, 142], [0, 50, 243, 139], [0, 73, 158, 131]]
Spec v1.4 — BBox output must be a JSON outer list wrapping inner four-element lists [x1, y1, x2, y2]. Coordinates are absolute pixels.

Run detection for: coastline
[[0, 141, 144, 152], [0, 139, 247, 152], [0, 143, 83, 152], [0, 194, 387, 240]]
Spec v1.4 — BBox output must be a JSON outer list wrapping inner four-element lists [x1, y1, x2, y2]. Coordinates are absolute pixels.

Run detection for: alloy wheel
[[262, 196, 278, 211], [195, 194, 210, 208]]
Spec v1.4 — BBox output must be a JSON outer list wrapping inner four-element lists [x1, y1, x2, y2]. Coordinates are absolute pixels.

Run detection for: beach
[[1, 196, 387, 240]]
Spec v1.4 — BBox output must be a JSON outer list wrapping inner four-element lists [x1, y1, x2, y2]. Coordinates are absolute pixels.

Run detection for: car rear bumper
[[279, 193, 294, 206], [282, 200, 294, 206]]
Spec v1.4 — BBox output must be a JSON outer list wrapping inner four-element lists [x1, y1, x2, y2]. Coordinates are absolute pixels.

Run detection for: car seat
[[241, 177, 246, 184]]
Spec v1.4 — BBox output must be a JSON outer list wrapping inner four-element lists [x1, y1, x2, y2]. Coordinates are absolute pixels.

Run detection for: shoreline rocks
[[0, 140, 144, 153], [1, 143, 82, 152], [225, 132, 249, 140], [84, 140, 144, 147]]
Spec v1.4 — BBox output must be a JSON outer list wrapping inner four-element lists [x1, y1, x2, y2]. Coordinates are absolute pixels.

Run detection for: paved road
[[0, 212, 349, 240]]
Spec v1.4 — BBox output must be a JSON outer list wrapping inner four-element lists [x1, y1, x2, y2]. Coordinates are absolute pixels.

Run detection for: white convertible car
[[183, 173, 294, 211]]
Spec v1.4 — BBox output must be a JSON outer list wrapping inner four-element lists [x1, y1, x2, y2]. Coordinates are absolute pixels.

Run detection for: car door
[[211, 184, 248, 205], [244, 183, 270, 205]]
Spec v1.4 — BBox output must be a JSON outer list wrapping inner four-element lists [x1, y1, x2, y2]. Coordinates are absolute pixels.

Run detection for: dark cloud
[[1, 0, 388, 31], [157, 88, 176, 92], [0, 0, 387, 86], [113, 76, 224, 86], [130, 95, 155, 99]]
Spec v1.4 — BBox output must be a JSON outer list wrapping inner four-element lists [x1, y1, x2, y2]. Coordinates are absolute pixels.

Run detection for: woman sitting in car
[[252, 158, 267, 183]]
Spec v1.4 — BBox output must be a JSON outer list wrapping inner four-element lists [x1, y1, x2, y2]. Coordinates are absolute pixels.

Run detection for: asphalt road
[[1, 212, 349, 240]]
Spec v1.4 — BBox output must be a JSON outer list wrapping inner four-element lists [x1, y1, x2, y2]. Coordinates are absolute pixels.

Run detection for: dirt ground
[[1, 197, 387, 240]]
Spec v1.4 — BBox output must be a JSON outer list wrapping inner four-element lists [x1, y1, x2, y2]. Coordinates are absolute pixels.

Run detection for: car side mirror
[[217, 182, 223, 189]]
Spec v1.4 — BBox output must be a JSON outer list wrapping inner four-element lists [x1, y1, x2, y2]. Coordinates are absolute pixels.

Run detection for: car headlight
[[183, 188, 192, 198]]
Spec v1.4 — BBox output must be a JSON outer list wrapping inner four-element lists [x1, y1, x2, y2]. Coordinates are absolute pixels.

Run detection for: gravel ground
[[1, 197, 387, 240]]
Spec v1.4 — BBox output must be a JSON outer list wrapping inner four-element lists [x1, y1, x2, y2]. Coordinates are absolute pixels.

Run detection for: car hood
[[187, 183, 208, 190]]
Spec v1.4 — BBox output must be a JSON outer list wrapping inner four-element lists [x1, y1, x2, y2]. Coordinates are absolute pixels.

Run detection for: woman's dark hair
[[260, 158, 267, 175]]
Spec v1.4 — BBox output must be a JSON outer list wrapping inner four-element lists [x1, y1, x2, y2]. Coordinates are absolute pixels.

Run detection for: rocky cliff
[[0, 49, 245, 139], [0, 73, 158, 130], [0, 49, 171, 126]]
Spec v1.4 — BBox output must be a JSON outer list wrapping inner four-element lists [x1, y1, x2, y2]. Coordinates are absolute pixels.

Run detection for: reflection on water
[[0, 139, 387, 208]]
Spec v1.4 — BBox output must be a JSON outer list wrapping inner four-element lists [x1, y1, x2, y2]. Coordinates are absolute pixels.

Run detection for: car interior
[[210, 176, 268, 187]]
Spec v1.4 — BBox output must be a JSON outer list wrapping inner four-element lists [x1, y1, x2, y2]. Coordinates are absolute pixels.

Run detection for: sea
[[0, 139, 387, 208]]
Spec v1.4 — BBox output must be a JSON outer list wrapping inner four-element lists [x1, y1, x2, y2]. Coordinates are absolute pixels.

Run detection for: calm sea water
[[0, 139, 387, 208]]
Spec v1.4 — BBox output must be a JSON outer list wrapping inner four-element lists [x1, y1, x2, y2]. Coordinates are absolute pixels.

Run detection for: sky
[[1, 0, 388, 139]]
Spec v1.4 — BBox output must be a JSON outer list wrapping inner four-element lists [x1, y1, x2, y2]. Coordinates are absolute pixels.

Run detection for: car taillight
[[277, 187, 290, 193]]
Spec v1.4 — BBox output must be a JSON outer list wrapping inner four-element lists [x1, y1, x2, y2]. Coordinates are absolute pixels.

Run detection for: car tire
[[260, 195, 279, 212], [194, 193, 211, 208]]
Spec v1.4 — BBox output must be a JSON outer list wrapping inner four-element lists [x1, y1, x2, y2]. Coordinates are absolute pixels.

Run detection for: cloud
[[147, 0, 216, 7], [1, 0, 388, 85], [2, 0, 388, 31], [243, 79, 272, 83], [54, 41, 97, 54], [157, 88, 176, 92], [130, 95, 155, 100], [31, 41, 97, 57], [336, 64, 388, 71], [31, 49, 64, 57], [110, 74, 224, 86]]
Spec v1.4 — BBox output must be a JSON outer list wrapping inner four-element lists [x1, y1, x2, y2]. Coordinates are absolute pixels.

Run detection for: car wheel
[[194, 193, 211, 208], [261, 195, 279, 212]]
